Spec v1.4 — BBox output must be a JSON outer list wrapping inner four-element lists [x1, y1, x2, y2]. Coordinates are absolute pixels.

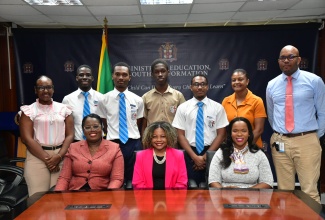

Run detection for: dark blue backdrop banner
[[12, 23, 319, 152]]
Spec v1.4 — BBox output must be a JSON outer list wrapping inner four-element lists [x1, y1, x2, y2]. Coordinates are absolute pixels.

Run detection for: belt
[[274, 130, 316, 138], [42, 145, 62, 150]]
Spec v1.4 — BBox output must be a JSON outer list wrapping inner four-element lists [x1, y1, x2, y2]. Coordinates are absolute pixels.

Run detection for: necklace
[[153, 151, 166, 164]]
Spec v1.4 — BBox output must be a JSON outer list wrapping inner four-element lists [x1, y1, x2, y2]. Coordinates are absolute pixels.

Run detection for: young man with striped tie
[[62, 64, 104, 142], [98, 62, 144, 184], [172, 74, 228, 185]]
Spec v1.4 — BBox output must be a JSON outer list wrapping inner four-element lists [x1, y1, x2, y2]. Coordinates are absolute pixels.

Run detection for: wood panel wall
[[0, 24, 17, 158]]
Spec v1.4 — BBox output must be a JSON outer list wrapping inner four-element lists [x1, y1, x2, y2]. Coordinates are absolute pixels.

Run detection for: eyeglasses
[[35, 85, 54, 91], [278, 55, 299, 62], [83, 125, 101, 131], [192, 83, 208, 88]]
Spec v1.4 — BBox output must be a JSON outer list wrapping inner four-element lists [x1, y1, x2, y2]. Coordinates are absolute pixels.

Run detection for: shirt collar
[[113, 87, 129, 98], [154, 85, 173, 94], [281, 68, 300, 81], [78, 88, 94, 97], [192, 96, 208, 106]]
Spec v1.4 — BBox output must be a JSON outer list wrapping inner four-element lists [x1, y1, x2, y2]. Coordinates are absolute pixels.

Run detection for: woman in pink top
[[132, 121, 188, 189], [20, 75, 74, 196], [55, 113, 124, 190]]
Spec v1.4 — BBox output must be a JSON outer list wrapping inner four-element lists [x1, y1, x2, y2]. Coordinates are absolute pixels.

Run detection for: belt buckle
[[51, 146, 55, 151]]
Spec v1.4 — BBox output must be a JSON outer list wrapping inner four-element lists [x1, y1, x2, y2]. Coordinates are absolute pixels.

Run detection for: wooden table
[[15, 189, 325, 220]]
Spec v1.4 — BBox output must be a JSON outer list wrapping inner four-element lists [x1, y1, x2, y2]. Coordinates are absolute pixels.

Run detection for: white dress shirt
[[172, 97, 228, 147], [62, 88, 104, 140], [97, 88, 144, 140]]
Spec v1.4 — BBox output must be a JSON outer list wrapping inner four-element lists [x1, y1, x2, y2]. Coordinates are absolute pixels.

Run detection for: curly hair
[[142, 121, 177, 149], [220, 117, 259, 169]]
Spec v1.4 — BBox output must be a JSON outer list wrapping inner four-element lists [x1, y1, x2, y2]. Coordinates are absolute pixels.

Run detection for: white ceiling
[[0, 0, 324, 28]]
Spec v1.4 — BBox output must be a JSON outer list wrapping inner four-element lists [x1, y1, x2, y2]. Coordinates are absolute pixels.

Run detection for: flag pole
[[97, 17, 114, 94], [103, 17, 108, 52]]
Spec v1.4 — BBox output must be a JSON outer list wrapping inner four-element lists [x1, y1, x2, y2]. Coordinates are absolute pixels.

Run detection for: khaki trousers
[[270, 132, 321, 203], [24, 149, 63, 196]]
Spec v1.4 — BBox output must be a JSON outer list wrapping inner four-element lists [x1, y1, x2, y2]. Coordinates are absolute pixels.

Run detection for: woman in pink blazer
[[132, 121, 188, 189], [55, 114, 124, 191]]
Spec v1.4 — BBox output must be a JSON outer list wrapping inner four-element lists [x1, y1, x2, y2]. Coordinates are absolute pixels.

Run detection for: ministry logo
[[158, 42, 177, 62], [257, 59, 268, 71], [299, 57, 308, 69], [64, 60, 74, 72], [23, 62, 33, 74]]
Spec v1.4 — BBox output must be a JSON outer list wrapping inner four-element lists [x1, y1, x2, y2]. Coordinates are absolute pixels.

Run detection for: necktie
[[82, 92, 90, 140], [82, 92, 90, 118], [285, 76, 294, 132], [196, 101, 204, 154], [119, 93, 128, 144]]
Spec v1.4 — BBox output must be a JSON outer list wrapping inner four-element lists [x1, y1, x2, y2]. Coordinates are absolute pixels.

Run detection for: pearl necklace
[[153, 151, 166, 164]]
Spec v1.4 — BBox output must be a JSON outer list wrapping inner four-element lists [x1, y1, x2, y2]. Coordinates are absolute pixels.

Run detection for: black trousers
[[111, 138, 142, 183], [184, 146, 210, 185]]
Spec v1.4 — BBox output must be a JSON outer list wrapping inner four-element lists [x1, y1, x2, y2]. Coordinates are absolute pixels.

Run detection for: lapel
[[165, 147, 174, 188], [144, 149, 154, 187], [79, 140, 109, 160]]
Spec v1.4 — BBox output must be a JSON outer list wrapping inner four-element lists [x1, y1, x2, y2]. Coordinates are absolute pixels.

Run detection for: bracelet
[[57, 153, 62, 161]]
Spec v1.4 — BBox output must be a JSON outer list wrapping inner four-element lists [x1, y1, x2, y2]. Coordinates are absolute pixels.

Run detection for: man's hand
[[192, 155, 206, 170]]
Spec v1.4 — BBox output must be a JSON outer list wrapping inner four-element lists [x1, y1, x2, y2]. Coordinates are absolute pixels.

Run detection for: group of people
[[19, 45, 325, 204]]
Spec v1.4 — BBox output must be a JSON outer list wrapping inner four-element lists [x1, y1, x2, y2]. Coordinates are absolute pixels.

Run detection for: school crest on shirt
[[169, 106, 177, 114], [23, 62, 33, 74], [207, 116, 215, 128], [64, 60, 74, 72], [158, 42, 177, 62], [218, 59, 229, 70], [257, 59, 268, 71], [299, 57, 308, 69]]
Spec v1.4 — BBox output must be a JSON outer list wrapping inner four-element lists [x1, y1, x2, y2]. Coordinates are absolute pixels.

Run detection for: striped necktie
[[119, 93, 128, 144], [285, 76, 294, 132], [196, 101, 204, 154], [82, 91, 90, 140]]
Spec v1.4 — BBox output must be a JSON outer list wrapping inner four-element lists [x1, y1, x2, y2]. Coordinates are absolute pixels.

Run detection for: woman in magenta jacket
[[132, 121, 188, 189]]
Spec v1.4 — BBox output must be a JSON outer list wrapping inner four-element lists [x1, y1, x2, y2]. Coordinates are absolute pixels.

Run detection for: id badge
[[278, 142, 285, 152]]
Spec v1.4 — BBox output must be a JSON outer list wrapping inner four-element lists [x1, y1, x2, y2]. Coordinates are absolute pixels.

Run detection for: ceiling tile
[[0, 5, 42, 15], [88, 5, 140, 16], [143, 14, 188, 23], [233, 10, 285, 21], [82, 0, 138, 6], [291, 0, 325, 9], [277, 8, 325, 17], [34, 6, 91, 15], [141, 5, 191, 14], [240, 0, 300, 11], [187, 12, 235, 22], [98, 15, 143, 24], [192, 2, 244, 13]]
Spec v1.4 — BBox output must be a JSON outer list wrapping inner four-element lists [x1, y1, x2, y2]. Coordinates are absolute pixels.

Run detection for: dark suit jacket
[[55, 139, 124, 190]]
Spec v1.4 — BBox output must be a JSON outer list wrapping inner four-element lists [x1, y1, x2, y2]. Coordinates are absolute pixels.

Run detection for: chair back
[[125, 150, 142, 189], [0, 165, 28, 219], [201, 150, 217, 188]]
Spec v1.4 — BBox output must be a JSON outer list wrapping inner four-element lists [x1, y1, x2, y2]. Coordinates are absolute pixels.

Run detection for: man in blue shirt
[[266, 45, 325, 203]]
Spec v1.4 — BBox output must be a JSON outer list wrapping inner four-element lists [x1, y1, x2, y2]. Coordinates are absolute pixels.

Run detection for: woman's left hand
[[45, 154, 61, 171]]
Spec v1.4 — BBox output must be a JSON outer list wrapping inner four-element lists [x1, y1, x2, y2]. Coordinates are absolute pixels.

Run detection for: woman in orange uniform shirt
[[222, 69, 267, 148]]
